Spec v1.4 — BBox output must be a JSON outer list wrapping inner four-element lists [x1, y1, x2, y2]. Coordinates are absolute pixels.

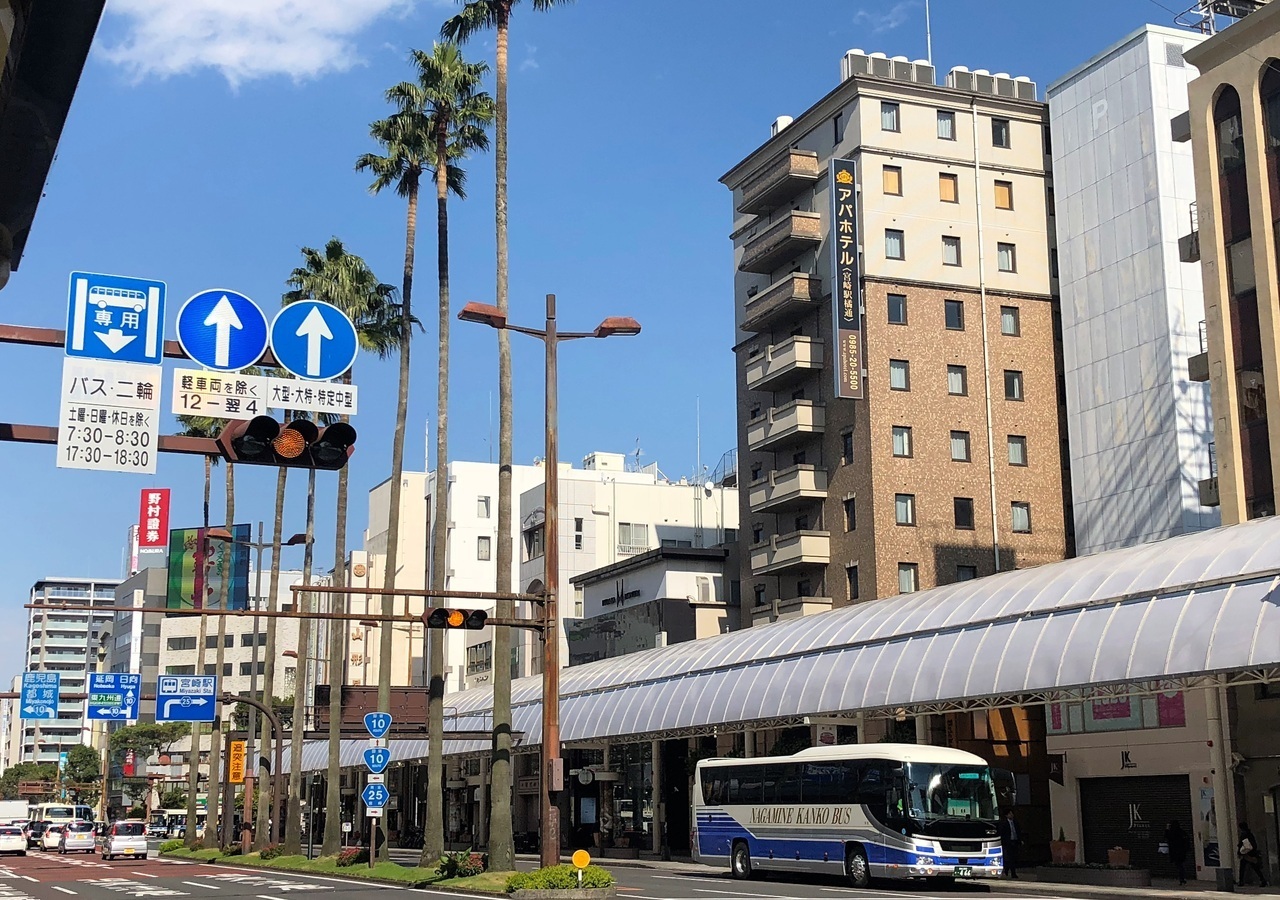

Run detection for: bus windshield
[[904, 763, 998, 823]]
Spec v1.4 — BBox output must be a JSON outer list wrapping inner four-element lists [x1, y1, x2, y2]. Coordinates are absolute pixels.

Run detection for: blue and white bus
[[693, 744, 1003, 886]]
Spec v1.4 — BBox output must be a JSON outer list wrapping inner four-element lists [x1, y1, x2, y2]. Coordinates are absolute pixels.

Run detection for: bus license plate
[[954, 866, 973, 877]]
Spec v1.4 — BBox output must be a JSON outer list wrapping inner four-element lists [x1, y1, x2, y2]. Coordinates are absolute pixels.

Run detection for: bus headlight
[[915, 856, 935, 866]]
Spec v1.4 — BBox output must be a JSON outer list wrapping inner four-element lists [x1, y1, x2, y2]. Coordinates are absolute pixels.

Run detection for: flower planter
[[1107, 848, 1131, 867], [1049, 840, 1077, 864]]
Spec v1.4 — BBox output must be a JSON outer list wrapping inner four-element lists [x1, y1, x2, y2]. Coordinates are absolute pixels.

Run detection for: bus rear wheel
[[731, 841, 753, 880], [845, 845, 871, 889]]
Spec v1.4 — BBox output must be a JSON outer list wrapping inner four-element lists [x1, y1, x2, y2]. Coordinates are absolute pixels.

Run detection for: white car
[[59, 821, 96, 853], [101, 821, 147, 861], [0, 826, 25, 856], [41, 824, 64, 851]]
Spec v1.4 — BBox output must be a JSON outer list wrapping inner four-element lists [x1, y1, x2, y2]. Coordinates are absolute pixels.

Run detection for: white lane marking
[[181, 882, 221, 890], [52, 888, 78, 896], [132, 871, 158, 877], [257, 895, 289, 900], [651, 875, 737, 884], [692, 890, 780, 898], [18, 875, 36, 882], [211, 866, 400, 889]]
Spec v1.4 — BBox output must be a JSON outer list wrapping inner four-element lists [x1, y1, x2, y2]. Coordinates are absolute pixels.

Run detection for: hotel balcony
[[751, 594, 835, 626], [742, 273, 821, 333], [745, 335, 824, 392], [748, 464, 828, 513], [747, 400, 824, 451], [739, 211, 822, 275], [737, 149, 821, 215], [750, 530, 831, 575]]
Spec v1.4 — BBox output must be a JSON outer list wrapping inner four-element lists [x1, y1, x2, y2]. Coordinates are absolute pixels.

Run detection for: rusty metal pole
[[539, 293, 561, 869]]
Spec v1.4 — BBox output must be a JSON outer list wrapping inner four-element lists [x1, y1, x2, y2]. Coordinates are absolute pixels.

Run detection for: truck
[[0, 801, 29, 824]]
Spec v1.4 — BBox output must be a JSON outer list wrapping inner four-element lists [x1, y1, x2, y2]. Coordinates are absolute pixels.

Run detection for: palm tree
[[254, 459, 288, 848], [283, 462, 317, 857], [284, 238, 400, 856], [441, 0, 573, 870], [202, 458, 236, 849]]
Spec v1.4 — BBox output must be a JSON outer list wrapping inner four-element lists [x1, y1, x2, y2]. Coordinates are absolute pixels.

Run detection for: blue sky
[[1, 0, 1193, 675]]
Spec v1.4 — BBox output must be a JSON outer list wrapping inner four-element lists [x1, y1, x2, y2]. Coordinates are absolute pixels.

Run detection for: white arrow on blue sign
[[87, 673, 141, 722], [363, 747, 391, 775], [361, 783, 390, 809], [364, 712, 392, 739], [66, 272, 167, 365], [270, 300, 359, 382], [19, 672, 60, 720], [176, 289, 269, 372]]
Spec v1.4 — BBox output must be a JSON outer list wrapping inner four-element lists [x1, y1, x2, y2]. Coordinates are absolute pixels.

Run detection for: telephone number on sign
[[63, 445, 151, 467], [63, 426, 151, 447]]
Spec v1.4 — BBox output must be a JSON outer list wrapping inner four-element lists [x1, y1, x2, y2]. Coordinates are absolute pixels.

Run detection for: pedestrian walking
[[1163, 820, 1190, 884], [998, 809, 1021, 879], [1238, 822, 1269, 887]]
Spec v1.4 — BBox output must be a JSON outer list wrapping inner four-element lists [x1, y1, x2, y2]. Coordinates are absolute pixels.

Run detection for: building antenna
[[925, 0, 933, 67]]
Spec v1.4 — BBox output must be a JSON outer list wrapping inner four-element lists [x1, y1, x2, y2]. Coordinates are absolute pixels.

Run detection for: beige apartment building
[[721, 53, 1071, 618]]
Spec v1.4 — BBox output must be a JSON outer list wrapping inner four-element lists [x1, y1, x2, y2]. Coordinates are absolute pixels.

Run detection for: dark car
[[25, 822, 46, 849]]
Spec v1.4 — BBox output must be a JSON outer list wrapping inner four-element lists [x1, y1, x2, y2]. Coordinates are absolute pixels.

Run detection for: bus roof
[[697, 743, 989, 768]]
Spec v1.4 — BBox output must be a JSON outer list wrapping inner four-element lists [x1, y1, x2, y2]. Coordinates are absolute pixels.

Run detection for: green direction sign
[[90, 693, 122, 705]]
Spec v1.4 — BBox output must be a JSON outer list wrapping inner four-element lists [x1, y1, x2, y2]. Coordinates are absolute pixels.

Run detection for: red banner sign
[[138, 488, 170, 549]]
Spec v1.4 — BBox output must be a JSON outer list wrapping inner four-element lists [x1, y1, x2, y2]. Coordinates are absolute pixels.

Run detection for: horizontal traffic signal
[[423, 608, 488, 629], [216, 416, 357, 470]]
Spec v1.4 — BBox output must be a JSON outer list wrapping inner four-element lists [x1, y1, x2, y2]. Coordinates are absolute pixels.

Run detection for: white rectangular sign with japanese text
[[57, 358, 160, 474], [170, 369, 268, 418], [268, 376, 357, 416]]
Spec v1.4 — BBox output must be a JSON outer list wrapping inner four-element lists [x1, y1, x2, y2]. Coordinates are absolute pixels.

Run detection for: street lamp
[[460, 294, 640, 868]]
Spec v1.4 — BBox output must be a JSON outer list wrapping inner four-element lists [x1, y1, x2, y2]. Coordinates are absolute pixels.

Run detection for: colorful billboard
[[165, 524, 250, 610]]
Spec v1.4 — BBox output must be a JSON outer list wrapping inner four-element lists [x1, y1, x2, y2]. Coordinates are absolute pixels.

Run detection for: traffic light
[[215, 416, 357, 470], [423, 608, 489, 629]]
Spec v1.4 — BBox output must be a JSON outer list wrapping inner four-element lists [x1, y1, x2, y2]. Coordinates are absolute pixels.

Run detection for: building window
[[477, 535, 492, 561], [164, 665, 195, 675], [997, 242, 1017, 272], [898, 563, 919, 594], [240, 632, 268, 647], [750, 462, 762, 482], [573, 584, 585, 617], [937, 109, 956, 140], [942, 235, 962, 266], [957, 565, 978, 581], [947, 364, 968, 396], [892, 426, 913, 458], [796, 579, 813, 598], [944, 298, 965, 330], [753, 584, 766, 607], [467, 642, 494, 677], [992, 117, 1011, 148], [1011, 501, 1032, 533], [841, 430, 854, 464], [885, 229, 905, 260], [752, 524, 764, 544], [1000, 305, 1021, 336], [1004, 370, 1024, 401], [939, 172, 959, 203], [205, 634, 233, 650], [618, 522, 648, 553], [1008, 435, 1028, 466], [847, 565, 860, 600], [238, 661, 266, 676], [791, 450, 806, 466], [523, 524, 545, 560], [895, 493, 916, 526], [883, 165, 902, 196], [888, 293, 908, 324], [833, 111, 843, 145], [166, 637, 196, 651], [881, 101, 900, 132], [889, 359, 910, 391], [478, 496, 491, 518], [995, 180, 1014, 210], [954, 497, 975, 530], [282, 666, 297, 692], [574, 517, 584, 550], [950, 430, 971, 462], [843, 497, 857, 531]]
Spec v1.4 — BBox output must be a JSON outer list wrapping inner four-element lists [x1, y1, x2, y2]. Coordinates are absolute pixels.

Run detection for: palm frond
[[440, 1, 501, 44], [282, 239, 403, 359]]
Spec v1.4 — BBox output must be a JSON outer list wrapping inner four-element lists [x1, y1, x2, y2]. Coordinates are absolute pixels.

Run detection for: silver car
[[60, 820, 96, 853], [101, 821, 147, 861]]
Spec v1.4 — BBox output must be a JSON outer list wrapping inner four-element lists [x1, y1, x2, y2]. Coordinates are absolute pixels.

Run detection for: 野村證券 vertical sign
[[829, 158, 863, 400], [138, 488, 170, 553]]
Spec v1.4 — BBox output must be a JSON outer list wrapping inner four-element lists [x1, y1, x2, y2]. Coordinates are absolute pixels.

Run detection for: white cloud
[[853, 0, 919, 34], [101, 0, 426, 87], [519, 43, 539, 72]]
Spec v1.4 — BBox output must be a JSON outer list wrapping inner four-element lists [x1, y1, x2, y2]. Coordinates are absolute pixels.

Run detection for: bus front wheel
[[731, 841, 753, 880], [845, 845, 871, 889]]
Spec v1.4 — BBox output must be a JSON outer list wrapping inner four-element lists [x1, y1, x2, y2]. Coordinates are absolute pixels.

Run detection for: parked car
[[100, 821, 147, 861], [41, 824, 64, 851], [59, 821, 96, 854], [25, 821, 46, 849], [0, 826, 26, 856]]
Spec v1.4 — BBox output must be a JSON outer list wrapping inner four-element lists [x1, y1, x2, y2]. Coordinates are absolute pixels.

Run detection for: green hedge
[[159, 840, 185, 854], [506, 864, 614, 892]]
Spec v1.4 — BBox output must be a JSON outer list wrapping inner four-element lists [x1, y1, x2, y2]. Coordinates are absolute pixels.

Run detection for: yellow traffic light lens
[[446, 609, 466, 628], [273, 428, 307, 459]]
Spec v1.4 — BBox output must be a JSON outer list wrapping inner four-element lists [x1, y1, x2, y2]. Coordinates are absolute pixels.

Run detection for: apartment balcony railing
[[616, 542, 650, 557], [742, 273, 821, 334], [748, 464, 828, 513], [746, 400, 825, 451], [737, 149, 821, 215], [749, 530, 831, 575], [745, 335, 825, 392], [739, 211, 822, 275], [1179, 201, 1200, 263], [1190, 318, 1210, 382]]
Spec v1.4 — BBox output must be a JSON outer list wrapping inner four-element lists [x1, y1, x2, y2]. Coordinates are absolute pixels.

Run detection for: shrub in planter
[[436, 848, 486, 878], [336, 847, 369, 868], [506, 864, 614, 892], [259, 844, 284, 860], [159, 839, 184, 853], [221, 845, 242, 857]]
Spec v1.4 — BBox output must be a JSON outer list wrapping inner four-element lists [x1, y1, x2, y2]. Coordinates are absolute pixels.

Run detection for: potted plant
[[1050, 827, 1078, 864]]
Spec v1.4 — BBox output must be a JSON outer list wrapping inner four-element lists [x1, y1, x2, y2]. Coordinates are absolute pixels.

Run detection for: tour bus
[[693, 744, 1003, 886], [27, 803, 94, 825]]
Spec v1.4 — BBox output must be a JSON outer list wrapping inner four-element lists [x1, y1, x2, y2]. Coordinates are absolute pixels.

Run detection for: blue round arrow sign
[[176, 289, 269, 372], [270, 300, 359, 381]]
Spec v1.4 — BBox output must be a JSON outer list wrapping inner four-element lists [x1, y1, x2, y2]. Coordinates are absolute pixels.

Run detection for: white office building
[[1047, 24, 1218, 554]]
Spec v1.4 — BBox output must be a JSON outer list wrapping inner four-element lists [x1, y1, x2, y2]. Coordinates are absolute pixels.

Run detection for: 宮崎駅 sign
[[829, 159, 863, 400], [155, 675, 218, 722], [66, 271, 166, 365], [87, 673, 141, 721], [170, 369, 268, 418], [20, 672, 60, 720], [57, 358, 161, 474]]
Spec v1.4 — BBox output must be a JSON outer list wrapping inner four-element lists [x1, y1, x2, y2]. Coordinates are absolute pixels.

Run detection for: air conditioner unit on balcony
[[948, 66, 974, 92]]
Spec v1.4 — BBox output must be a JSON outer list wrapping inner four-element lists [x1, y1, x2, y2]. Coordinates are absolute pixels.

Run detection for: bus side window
[[777, 764, 803, 805], [857, 761, 888, 815]]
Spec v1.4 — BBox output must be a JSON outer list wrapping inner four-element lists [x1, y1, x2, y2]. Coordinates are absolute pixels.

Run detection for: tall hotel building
[[721, 52, 1071, 619]]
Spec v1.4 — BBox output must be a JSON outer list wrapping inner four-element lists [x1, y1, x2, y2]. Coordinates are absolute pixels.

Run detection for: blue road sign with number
[[363, 748, 391, 775], [176, 289, 268, 372], [270, 300, 359, 382], [87, 673, 141, 721], [364, 712, 392, 739], [155, 675, 218, 722], [361, 783, 390, 809], [66, 271, 167, 365], [20, 672, 60, 720]]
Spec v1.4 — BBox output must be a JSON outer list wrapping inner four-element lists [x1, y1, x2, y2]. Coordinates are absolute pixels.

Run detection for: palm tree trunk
[[489, 3, 516, 872], [323, 382, 351, 857], [285, 469, 317, 855], [186, 455, 212, 848], [377, 175, 417, 861], [204, 463, 236, 848], [422, 125, 452, 867], [256, 465, 288, 847]]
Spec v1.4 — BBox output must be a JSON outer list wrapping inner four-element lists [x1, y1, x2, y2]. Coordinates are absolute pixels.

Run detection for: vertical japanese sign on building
[[166, 524, 250, 610], [56, 359, 161, 474], [138, 488, 170, 556], [829, 158, 864, 400]]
